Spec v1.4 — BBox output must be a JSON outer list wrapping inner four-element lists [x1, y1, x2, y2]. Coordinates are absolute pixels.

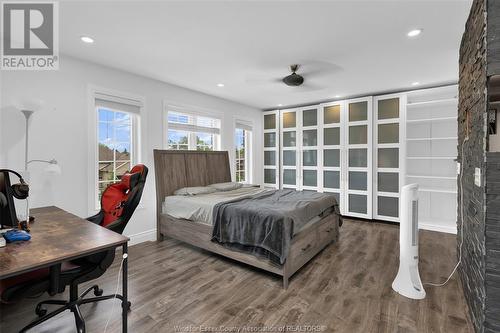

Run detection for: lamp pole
[[20, 110, 34, 228], [21, 110, 34, 171]]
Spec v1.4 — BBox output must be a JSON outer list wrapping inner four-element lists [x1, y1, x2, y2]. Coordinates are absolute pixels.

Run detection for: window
[[196, 132, 215, 151], [235, 121, 252, 183], [167, 111, 220, 150], [95, 93, 141, 206], [168, 130, 189, 150]]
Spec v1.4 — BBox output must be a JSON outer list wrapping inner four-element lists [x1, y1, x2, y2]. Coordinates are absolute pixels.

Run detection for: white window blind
[[95, 92, 143, 114], [168, 111, 220, 135], [236, 120, 252, 131]]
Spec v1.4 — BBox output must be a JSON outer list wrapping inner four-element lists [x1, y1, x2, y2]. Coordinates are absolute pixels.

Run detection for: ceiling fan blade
[[245, 73, 283, 85], [296, 82, 326, 92], [245, 78, 273, 85], [300, 61, 343, 78]]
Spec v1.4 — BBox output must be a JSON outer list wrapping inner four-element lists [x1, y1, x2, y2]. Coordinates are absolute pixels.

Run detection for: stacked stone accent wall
[[458, 0, 487, 331], [459, 1, 500, 332]]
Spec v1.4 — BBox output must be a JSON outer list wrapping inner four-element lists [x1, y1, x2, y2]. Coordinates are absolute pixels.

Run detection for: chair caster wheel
[[123, 301, 132, 311], [36, 308, 47, 317], [94, 288, 103, 296]]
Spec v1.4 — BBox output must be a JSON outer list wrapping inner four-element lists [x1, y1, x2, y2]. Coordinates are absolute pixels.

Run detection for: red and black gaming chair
[[87, 164, 148, 234], [0, 164, 148, 333]]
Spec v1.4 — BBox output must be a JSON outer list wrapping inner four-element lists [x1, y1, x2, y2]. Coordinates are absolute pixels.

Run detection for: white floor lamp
[[20, 108, 62, 225]]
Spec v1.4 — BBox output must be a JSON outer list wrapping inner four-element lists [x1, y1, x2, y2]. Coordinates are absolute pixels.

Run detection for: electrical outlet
[[457, 162, 461, 175], [475, 167, 481, 187]]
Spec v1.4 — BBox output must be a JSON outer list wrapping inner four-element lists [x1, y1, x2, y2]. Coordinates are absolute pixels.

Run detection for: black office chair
[[0, 164, 148, 333]]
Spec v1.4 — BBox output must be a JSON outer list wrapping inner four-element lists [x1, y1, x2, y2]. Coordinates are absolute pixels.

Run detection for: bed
[[153, 150, 342, 288]]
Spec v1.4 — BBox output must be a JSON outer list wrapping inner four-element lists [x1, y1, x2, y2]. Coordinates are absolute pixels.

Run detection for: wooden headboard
[[153, 149, 231, 219]]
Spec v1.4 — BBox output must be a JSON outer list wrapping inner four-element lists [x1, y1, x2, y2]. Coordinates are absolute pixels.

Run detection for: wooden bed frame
[[153, 149, 340, 288]]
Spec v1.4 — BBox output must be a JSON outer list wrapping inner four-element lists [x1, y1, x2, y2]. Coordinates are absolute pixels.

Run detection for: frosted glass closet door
[[321, 102, 344, 211], [374, 95, 404, 222], [301, 108, 320, 191], [281, 109, 300, 190], [345, 98, 372, 218], [263, 111, 280, 188]]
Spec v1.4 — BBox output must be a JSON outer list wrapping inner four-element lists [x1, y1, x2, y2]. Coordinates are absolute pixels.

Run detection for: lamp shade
[[15, 98, 44, 113]]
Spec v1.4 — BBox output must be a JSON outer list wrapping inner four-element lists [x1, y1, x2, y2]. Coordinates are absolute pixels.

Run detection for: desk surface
[[0, 206, 129, 279]]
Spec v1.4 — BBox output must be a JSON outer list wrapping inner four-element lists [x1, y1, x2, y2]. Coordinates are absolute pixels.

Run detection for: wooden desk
[[0, 206, 129, 332]]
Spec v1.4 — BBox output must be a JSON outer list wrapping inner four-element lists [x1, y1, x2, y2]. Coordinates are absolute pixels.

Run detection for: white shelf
[[419, 220, 457, 234], [406, 137, 457, 141], [406, 156, 456, 160], [406, 98, 458, 107], [419, 218, 456, 225], [407, 175, 456, 180], [406, 116, 457, 123], [419, 188, 457, 194]]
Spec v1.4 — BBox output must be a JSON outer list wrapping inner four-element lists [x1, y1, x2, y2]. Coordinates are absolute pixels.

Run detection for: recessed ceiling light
[[407, 29, 422, 37], [411, 82, 420, 86], [80, 36, 94, 44], [334, 95, 341, 98], [217, 83, 224, 87], [278, 104, 283, 107]]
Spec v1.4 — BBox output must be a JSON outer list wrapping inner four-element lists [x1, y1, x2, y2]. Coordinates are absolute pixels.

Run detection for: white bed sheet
[[163, 186, 267, 225]]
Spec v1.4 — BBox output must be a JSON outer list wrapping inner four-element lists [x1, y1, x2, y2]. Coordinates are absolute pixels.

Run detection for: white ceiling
[[59, 0, 472, 110]]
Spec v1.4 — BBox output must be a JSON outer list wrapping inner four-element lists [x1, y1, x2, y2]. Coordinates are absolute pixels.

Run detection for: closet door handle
[[299, 149, 302, 170], [341, 148, 346, 188], [298, 149, 302, 179]]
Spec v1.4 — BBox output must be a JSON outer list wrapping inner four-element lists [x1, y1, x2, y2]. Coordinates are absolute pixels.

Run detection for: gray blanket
[[211, 189, 342, 264]]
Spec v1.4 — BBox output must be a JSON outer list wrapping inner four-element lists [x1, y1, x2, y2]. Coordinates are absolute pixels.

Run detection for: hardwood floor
[[0, 219, 474, 333]]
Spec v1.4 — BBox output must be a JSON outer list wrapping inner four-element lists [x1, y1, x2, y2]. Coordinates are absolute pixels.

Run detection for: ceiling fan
[[282, 64, 304, 87], [245, 60, 342, 92]]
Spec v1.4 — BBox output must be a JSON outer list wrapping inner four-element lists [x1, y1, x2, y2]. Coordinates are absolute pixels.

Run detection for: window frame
[[96, 106, 140, 204], [235, 119, 253, 184], [167, 128, 219, 151], [88, 86, 144, 213]]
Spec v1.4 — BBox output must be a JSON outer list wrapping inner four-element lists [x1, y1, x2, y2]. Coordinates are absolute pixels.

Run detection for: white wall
[[0, 56, 263, 244]]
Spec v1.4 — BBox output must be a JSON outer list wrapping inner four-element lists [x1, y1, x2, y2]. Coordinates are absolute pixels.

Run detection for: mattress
[[162, 186, 267, 225], [162, 186, 324, 231]]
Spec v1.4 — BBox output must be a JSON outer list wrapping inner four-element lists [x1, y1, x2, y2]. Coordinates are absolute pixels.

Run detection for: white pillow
[[208, 182, 243, 191], [174, 186, 217, 196]]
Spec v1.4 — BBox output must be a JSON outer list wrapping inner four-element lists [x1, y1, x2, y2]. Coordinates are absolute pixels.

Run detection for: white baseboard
[[127, 228, 157, 245], [419, 223, 457, 234]]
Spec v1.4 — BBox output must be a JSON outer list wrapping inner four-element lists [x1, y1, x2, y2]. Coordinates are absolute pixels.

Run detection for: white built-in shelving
[[405, 85, 458, 233]]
